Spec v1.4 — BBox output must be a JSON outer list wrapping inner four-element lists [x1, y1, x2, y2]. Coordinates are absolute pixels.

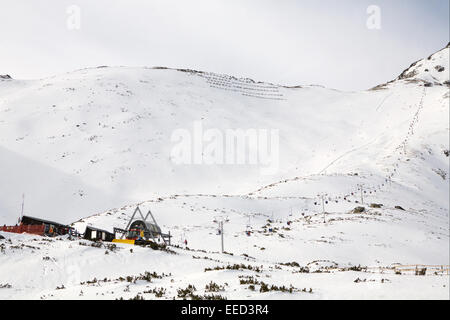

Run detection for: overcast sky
[[0, 0, 448, 91]]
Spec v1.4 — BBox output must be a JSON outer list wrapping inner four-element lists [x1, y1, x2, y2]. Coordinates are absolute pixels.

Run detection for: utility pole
[[20, 193, 25, 222]]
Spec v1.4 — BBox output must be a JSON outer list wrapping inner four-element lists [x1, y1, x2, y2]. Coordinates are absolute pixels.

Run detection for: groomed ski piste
[[0, 44, 449, 300]]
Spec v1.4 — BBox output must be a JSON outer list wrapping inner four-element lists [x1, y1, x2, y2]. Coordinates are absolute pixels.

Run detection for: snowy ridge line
[[71, 193, 311, 225], [198, 73, 280, 89], [198, 72, 286, 100]]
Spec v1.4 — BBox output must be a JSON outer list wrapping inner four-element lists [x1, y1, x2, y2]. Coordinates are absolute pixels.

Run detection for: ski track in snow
[[0, 45, 449, 299]]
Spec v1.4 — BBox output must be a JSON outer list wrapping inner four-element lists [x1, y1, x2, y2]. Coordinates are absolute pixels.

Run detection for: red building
[[0, 215, 73, 236]]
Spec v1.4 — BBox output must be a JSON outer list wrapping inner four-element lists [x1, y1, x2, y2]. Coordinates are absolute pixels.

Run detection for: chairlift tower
[[213, 216, 229, 253], [114, 206, 171, 245], [357, 184, 365, 204], [316, 193, 328, 223]]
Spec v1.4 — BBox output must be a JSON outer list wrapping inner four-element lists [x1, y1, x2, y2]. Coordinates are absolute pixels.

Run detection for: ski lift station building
[[129, 220, 161, 237], [113, 207, 172, 245], [84, 226, 115, 242], [0, 215, 74, 236]]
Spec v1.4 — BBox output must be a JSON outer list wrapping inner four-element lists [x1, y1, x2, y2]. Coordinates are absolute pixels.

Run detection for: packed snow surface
[[0, 45, 448, 299]]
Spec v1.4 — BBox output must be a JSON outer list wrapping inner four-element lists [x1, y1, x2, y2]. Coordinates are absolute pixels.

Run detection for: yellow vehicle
[[112, 228, 150, 245], [112, 239, 136, 245]]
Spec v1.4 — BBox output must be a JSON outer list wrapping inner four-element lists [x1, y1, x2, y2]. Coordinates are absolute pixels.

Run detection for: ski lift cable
[[309, 89, 426, 205]]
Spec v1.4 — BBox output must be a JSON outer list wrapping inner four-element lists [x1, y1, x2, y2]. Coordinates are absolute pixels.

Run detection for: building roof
[[21, 215, 71, 228], [85, 225, 114, 234], [130, 220, 161, 234]]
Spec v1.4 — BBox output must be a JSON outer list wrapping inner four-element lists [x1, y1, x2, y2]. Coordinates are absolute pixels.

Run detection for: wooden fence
[[0, 224, 45, 236]]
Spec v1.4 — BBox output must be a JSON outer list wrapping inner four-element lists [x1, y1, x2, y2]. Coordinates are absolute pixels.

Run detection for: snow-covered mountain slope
[[0, 44, 449, 300], [1, 45, 448, 226], [396, 42, 449, 86], [1, 231, 449, 300]]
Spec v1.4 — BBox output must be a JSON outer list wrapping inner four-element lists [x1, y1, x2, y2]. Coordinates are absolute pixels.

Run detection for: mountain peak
[[396, 43, 449, 86]]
